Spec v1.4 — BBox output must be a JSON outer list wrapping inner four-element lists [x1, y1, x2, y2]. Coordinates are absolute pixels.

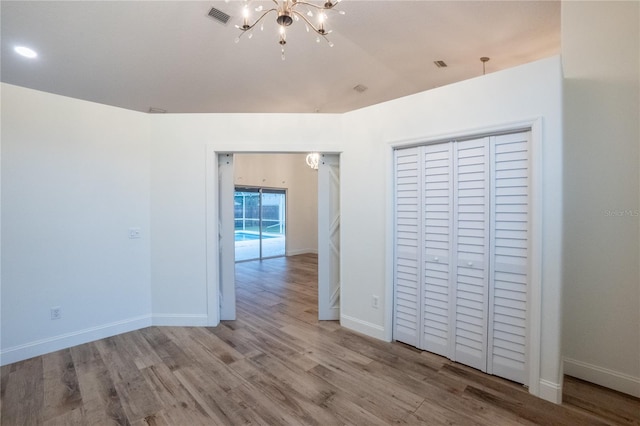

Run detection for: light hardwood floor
[[1, 254, 638, 425]]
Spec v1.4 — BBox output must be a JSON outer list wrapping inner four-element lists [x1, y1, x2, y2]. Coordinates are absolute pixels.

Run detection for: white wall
[[562, 1, 640, 397], [149, 114, 341, 323], [1, 57, 564, 403], [234, 153, 318, 256], [341, 56, 563, 402], [0, 84, 3, 367], [1, 84, 152, 364]]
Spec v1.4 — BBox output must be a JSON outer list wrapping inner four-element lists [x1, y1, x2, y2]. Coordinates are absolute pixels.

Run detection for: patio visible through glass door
[[234, 187, 286, 261]]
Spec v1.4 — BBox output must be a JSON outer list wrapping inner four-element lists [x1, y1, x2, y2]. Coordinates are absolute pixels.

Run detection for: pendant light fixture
[[232, 0, 345, 60], [480, 57, 490, 75]]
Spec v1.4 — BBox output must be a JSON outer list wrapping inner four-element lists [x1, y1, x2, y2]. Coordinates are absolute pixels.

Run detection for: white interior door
[[452, 137, 490, 371], [318, 154, 340, 321], [393, 132, 531, 385], [422, 142, 455, 357], [487, 132, 530, 385], [218, 153, 236, 320], [393, 147, 422, 346]]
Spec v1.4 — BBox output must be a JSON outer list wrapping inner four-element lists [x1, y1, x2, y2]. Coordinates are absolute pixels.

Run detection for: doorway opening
[[234, 186, 287, 262], [215, 152, 340, 322]]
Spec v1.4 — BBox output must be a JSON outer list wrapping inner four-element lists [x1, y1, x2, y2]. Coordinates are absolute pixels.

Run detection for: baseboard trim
[[340, 314, 387, 341], [0, 313, 216, 366], [286, 248, 318, 256], [152, 314, 209, 327], [564, 357, 640, 397], [0, 315, 152, 366], [538, 378, 563, 404]]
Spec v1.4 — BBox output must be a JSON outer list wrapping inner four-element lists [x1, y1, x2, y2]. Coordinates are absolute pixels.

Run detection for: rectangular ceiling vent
[[434, 60, 448, 68], [353, 84, 368, 93], [208, 7, 231, 25]]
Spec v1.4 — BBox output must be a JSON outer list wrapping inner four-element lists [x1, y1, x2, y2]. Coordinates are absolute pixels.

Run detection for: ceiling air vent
[[434, 60, 448, 68], [208, 7, 231, 24], [353, 84, 368, 93]]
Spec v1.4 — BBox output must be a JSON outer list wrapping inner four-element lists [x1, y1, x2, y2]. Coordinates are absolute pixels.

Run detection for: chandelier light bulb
[[242, 5, 250, 28]]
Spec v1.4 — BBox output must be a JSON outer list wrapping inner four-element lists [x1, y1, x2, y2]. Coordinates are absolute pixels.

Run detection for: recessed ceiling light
[[14, 46, 38, 58]]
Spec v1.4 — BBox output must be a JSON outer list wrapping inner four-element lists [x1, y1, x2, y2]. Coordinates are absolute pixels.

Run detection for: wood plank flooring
[[1, 253, 639, 425]]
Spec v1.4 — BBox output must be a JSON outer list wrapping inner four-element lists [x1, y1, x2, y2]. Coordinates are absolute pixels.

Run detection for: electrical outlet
[[372, 295, 379, 309], [50, 306, 62, 320], [128, 227, 142, 239]]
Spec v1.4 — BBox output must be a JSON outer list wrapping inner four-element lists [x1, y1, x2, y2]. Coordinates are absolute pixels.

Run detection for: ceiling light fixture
[[231, 0, 345, 60], [306, 152, 320, 170], [14, 46, 37, 58]]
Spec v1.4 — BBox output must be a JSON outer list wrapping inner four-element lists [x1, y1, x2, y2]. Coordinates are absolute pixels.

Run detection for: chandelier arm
[[293, 11, 332, 40], [239, 8, 278, 32], [293, 1, 337, 11]]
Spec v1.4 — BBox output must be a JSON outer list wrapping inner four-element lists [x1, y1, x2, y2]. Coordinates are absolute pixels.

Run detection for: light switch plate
[[128, 227, 142, 239]]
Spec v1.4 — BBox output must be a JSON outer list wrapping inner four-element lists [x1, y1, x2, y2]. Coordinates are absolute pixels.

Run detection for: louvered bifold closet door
[[421, 143, 454, 356], [393, 147, 422, 346], [487, 132, 530, 385], [453, 137, 490, 371]]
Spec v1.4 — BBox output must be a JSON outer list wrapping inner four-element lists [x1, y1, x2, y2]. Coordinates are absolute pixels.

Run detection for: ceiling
[[1, 1, 560, 114]]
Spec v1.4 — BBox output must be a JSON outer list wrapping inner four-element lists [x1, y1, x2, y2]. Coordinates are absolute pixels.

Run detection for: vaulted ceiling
[[1, 1, 560, 113]]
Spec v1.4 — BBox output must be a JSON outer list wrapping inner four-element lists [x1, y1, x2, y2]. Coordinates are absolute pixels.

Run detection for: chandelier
[[233, 0, 345, 59], [306, 153, 320, 170]]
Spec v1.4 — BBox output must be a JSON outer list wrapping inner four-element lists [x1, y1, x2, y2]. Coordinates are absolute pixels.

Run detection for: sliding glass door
[[234, 187, 286, 261]]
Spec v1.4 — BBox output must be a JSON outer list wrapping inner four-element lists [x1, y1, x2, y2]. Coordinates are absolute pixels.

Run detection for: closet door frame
[[388, 118, 543, 397]]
